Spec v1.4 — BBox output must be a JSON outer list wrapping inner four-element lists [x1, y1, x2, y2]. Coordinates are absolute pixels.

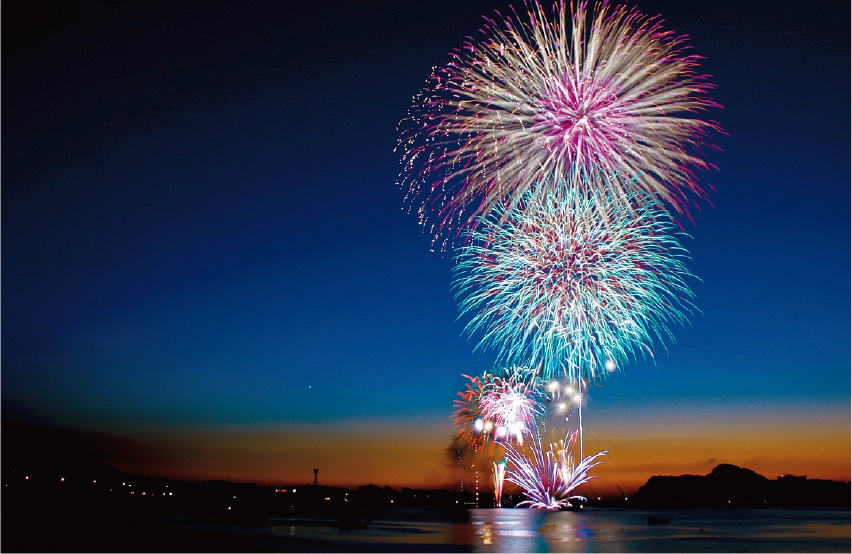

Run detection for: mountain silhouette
[[629, 464, 849, 508]]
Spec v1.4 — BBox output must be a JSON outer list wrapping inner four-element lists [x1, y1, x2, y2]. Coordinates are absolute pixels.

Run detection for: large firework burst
[[398, 0, 720, 241], [502, 427, 606, 509], [454, 179, 696, 383]]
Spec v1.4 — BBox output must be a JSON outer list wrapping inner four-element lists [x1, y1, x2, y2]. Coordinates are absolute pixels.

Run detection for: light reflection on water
[[468, 508, 627, 552], [160, 508, 850, 552], [464, 508, 851, 553]]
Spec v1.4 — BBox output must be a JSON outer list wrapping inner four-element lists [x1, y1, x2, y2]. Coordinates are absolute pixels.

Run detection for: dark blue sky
[[3, 0, 849, 484]]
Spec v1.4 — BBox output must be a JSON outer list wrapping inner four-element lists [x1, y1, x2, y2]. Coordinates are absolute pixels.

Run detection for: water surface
[[160, 508, 851, 552]]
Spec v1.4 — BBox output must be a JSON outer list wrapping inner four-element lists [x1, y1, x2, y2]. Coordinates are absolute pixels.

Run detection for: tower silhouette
[[313, 468, 318, 485]]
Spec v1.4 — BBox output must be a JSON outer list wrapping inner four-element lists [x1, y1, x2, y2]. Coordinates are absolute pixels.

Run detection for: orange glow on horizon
[[105, 406, 850, 492]]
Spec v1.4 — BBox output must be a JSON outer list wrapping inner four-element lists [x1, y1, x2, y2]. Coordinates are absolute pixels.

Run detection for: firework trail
[[493, 460, 507, 507], [502, 427, 606, 509], [398, 0, 720, 242], [454, 179, 697, 383]]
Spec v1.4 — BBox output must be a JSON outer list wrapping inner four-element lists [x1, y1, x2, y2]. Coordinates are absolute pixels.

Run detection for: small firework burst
[[453, 373, 490, 449], [398, 0, 720, 242], [453, 366, 545, 449], [454, 179, 697, 383]]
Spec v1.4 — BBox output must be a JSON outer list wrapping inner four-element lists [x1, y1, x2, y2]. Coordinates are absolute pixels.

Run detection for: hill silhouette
[[628, 464, 850, 508]]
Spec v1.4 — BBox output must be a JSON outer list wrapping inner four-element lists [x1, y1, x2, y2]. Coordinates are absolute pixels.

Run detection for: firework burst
[[454, 179, 697, 383], [502, 427, 606, 509], [453, 373, 490, 449], [453, 367, 546, 448], [398, 0, 721, 241]]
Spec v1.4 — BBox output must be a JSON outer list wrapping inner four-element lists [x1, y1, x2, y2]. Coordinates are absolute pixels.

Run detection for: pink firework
[[478, 377, 543, 442], [453, 368, 545, 448], [503, 428, 607, 509], [398, 0, 721, 240]]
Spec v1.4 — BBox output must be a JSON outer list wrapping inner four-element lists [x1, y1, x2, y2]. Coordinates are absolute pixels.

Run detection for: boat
[[647, 515, 671, 525]]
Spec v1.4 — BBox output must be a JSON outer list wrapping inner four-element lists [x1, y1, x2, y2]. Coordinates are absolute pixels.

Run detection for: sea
[[155, 507, 851, 552]]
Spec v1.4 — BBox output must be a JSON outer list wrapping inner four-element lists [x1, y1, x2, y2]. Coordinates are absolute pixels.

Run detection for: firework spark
[[398, 0, 720, 241], [454, 180, 697, 383], [502, 427, 606, 509]]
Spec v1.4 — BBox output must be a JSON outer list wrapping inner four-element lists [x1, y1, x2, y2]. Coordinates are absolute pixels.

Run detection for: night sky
[[3, 0, 849, 490]]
